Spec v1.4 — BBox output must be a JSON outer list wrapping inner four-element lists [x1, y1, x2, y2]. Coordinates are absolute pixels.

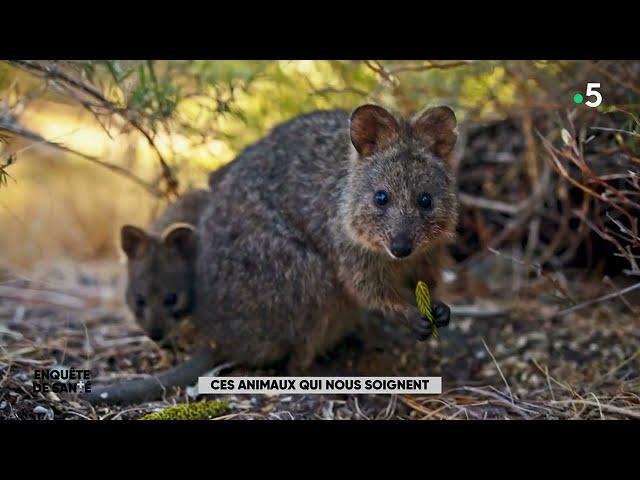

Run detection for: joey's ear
[[350, 104, 400, 157], [413, 106, 457, 158], [121, 225, 151, 260], [162, 223, 197, 261]]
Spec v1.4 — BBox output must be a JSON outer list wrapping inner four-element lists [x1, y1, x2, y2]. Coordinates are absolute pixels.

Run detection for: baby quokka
[[120, 189, 209, 344]]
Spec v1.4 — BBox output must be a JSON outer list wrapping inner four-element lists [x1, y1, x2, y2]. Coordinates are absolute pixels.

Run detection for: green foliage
[[3, 60, 639, 195], [140, 400, 229, 420]]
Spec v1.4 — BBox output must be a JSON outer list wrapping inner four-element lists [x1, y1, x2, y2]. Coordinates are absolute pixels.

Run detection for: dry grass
[[1, 258, 637, 420]]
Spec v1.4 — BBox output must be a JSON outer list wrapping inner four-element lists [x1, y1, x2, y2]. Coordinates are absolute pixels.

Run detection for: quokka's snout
[[388, 232, 413, 259], [148, 326, 166, 342]]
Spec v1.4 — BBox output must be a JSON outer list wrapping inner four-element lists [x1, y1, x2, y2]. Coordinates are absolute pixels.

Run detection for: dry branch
[[550, 282, 640, 319], [8, 60, 179, 198]]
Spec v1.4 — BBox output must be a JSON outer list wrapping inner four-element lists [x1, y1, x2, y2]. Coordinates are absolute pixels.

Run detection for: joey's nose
[[389, 234, 413, 258], [149, 327, 165, 341]]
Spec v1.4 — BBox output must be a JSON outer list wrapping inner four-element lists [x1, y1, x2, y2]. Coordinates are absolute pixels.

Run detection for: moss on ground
[[140, 400, 229, 420]]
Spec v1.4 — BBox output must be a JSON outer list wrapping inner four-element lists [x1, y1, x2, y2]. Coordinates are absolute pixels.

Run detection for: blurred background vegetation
[[1, 60, 638, 275]]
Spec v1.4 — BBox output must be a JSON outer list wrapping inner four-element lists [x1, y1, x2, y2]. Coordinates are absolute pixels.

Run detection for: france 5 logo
[[573, 83, 603, 108]]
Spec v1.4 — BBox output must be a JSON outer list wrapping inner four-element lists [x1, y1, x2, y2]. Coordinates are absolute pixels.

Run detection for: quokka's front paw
[[410, 301, 451, 342], [406, 315, 433, 341], [432, 301, 451, 328]]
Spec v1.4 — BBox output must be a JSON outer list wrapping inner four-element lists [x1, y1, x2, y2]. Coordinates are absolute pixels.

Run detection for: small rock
[[33, 405, 52, 419], [186, 385, 199, 398]]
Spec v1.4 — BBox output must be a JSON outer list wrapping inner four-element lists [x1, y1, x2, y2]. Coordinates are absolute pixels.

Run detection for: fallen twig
[[550, 399, 640, 420], [550, 282, 640, 319]]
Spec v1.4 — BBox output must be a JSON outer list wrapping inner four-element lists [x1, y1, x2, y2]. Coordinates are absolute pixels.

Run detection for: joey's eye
[[163, 293, 178, 307], [135, 294, 146, 309], [373, 190, 389, 207], [418, 192, 433, 210]]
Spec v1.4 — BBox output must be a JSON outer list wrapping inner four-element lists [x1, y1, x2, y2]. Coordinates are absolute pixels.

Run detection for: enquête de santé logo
[[32, 368, 92, 393]]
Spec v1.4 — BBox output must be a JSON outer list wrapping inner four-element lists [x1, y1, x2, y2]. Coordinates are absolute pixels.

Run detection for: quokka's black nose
[[390, 235, 413, 258], [149, 327, 165, 341]]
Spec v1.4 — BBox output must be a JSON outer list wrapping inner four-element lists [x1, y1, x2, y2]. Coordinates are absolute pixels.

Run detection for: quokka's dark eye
[[418, 192, 433, 210], [374, 190, 389, 207], [135, 294, 146, 309], [163, 293, 178, 307]]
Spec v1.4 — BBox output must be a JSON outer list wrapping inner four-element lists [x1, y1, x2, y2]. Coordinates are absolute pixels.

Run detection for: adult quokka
[[85, 104, 459, 405]]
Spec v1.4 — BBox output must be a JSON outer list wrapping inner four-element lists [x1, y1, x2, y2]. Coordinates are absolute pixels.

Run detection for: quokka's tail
[[81, 347, 219, 405]]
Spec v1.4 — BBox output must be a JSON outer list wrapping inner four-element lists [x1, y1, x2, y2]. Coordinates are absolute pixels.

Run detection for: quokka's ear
[[162, 223, 197, 261], [121, 225, 151, 260], [350, 104, 400, 157], [413, 106, 457, 158]]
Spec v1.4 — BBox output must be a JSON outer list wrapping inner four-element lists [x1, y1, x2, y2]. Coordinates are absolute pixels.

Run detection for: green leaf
[[415, 280, 438, 339]]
